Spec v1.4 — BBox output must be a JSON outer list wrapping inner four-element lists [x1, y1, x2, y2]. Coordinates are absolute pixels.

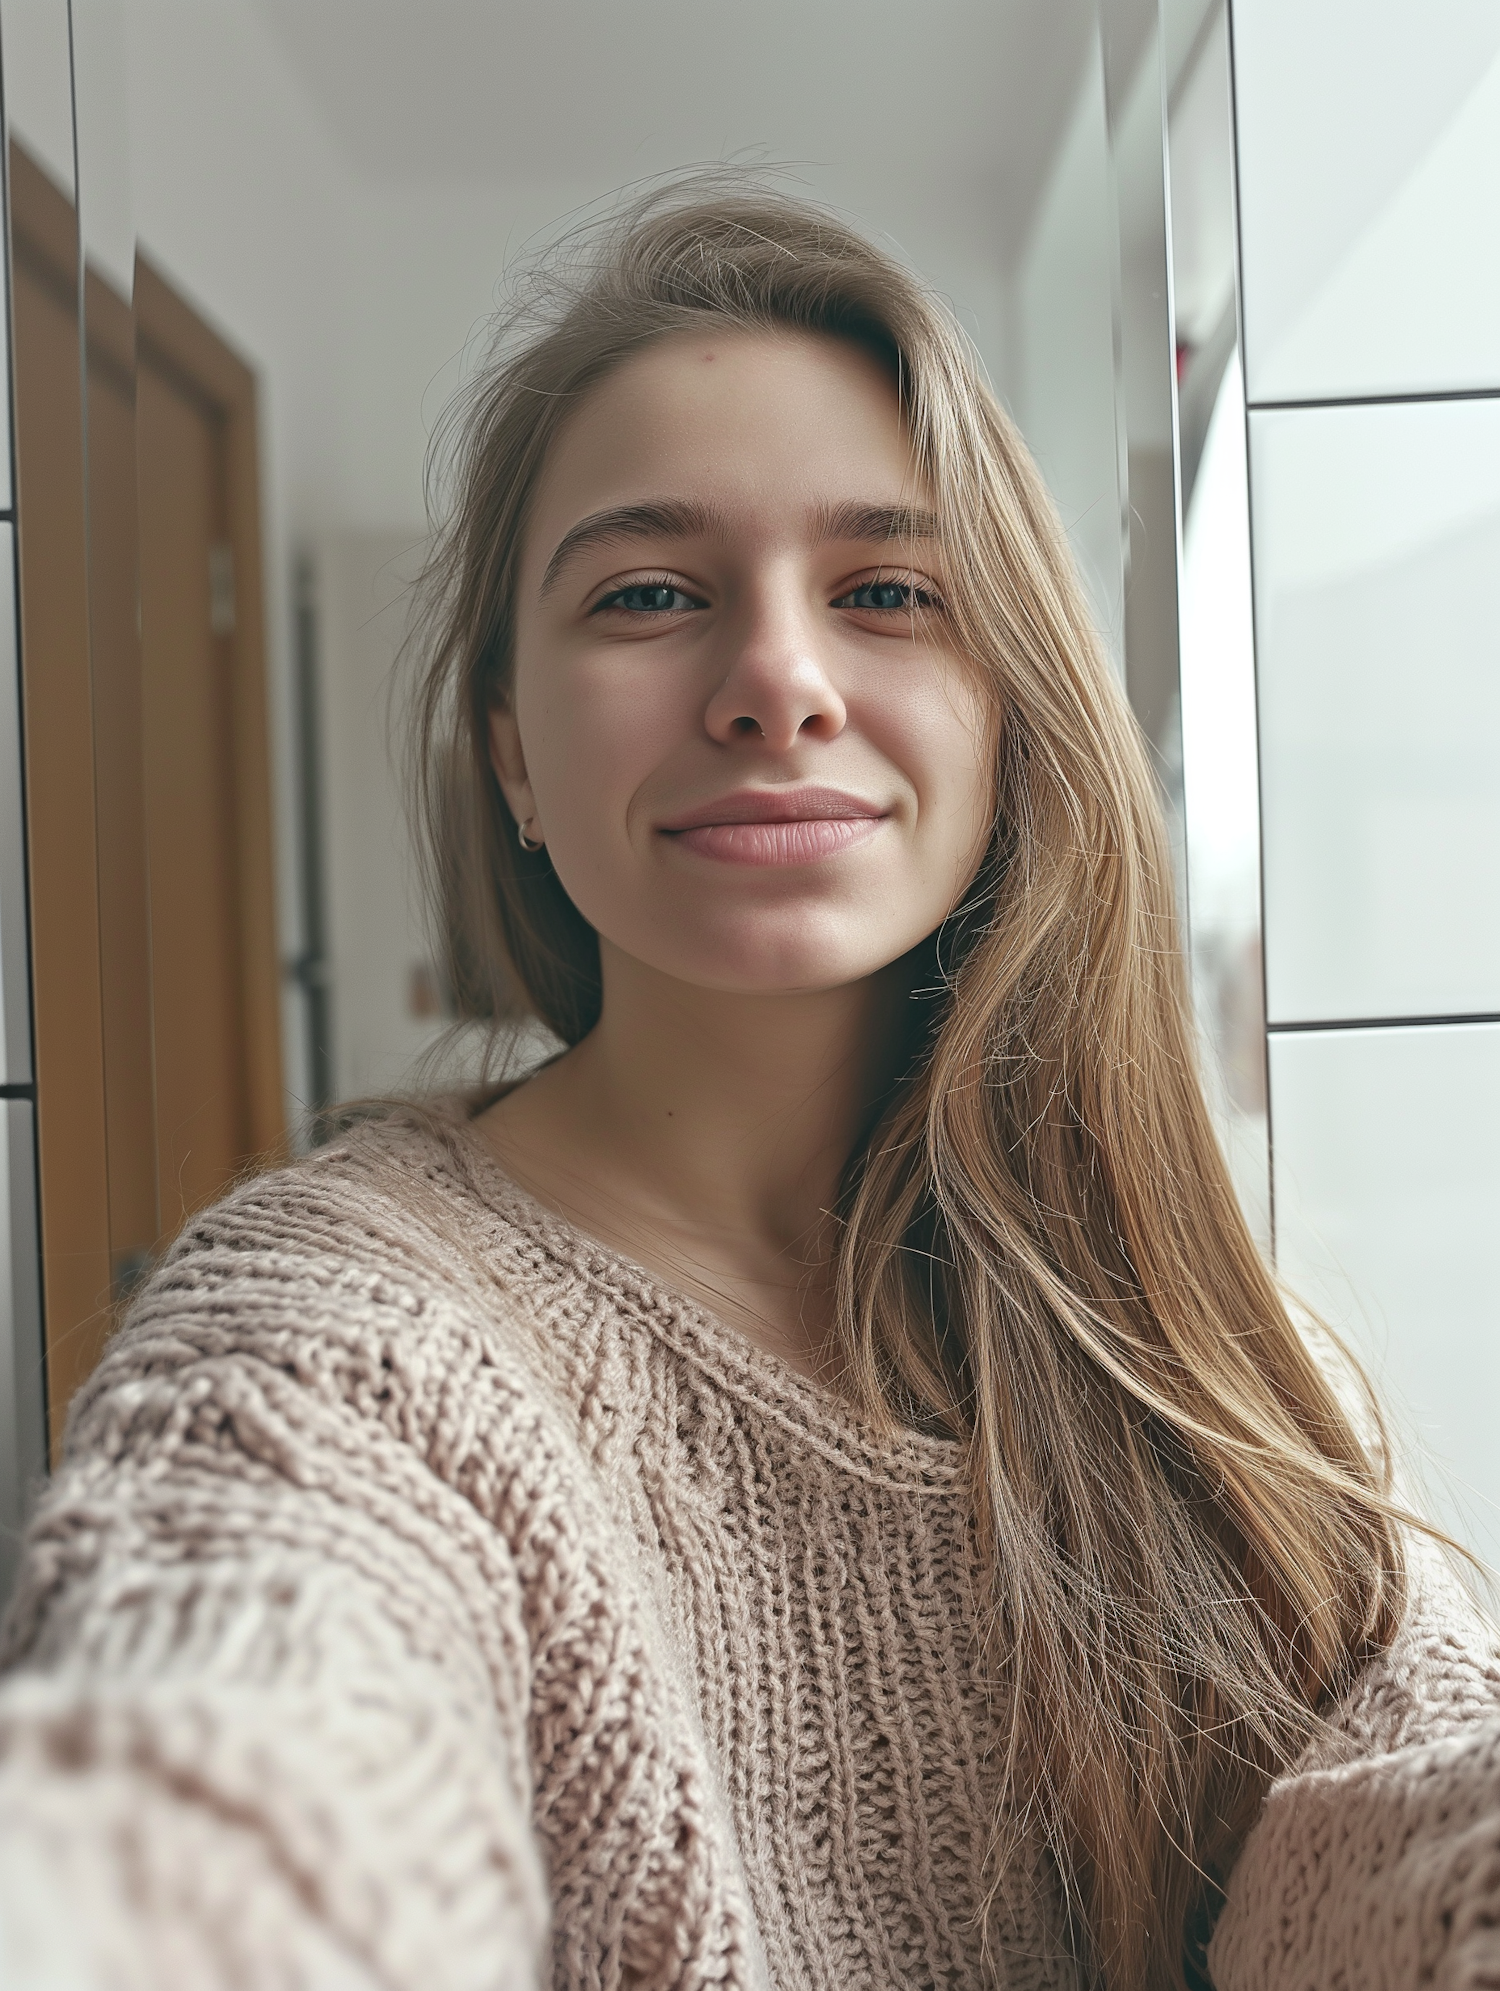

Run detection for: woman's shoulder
[[65, 1102, 555, 1456], [1325, 1535, 1500, 1763], [156, 1099, 485, 1267]]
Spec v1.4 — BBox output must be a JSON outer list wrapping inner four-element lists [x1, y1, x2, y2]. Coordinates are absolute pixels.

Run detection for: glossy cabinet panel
[[1252, 398, 1500, 1025], [1271, 1022, 1500, 1565], [1233, 0, 1500, 403]]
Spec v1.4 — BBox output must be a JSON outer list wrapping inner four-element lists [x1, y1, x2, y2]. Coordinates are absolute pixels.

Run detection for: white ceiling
[[249, 0, 1097, 263]]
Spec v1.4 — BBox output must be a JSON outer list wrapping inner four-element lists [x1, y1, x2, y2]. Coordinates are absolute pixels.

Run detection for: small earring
[[516, 817, 545, 853]]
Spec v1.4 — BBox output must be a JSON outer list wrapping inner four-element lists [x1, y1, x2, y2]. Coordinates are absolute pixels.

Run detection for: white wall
[[1231, 0, 1500, 1562], [313, 531, 443, 1102]]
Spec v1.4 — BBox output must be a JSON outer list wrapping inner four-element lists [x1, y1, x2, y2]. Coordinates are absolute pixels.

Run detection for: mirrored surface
[[4, 0, 115, 1450], [1271, 1021, 1500, 1570], [1233, 0, 1500, 403], [0, 4, 67, 1567], [1254, 397, 1500, 1026], [0, 1099, 45, 1601], [0, 529, 28, 1089]]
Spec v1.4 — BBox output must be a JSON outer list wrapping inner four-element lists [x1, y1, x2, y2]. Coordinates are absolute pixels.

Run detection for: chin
[[643, 909, 916, 996]]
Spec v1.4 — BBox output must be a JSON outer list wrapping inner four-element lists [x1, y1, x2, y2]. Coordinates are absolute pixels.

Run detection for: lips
[[658, 786, 888, 866]]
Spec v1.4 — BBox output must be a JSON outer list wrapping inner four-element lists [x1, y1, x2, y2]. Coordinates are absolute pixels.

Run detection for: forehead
[[525, 328, 922, 554]]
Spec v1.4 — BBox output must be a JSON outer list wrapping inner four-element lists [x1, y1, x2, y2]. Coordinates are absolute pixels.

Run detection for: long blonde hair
[[410, 178, 1405, 1990]]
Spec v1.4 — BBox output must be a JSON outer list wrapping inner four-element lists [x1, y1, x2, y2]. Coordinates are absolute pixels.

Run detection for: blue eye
[[594, 583, 699, 614], [834, 579, 941, 612]]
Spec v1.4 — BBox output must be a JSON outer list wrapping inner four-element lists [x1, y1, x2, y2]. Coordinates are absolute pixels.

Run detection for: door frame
[[133, 259, 283, 1174]]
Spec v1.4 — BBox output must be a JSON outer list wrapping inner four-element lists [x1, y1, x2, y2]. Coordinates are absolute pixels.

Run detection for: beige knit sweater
[[0, 1110, 1497, 1990]]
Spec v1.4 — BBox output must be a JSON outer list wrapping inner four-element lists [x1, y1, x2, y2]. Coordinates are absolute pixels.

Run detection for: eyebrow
[[538, 496, 943, 596], [812, 500, 943, 548]]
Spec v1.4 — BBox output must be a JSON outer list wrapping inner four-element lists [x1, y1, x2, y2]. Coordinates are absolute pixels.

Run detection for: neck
[[582, 942, 911, 1246], [483, 941, 917, 1376]]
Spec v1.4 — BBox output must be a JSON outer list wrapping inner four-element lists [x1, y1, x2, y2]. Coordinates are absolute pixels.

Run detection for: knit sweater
[[0, 1110, 1496, 1990]]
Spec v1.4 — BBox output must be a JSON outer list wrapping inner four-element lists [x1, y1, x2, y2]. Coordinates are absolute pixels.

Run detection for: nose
[[702, 584, 847, 751]]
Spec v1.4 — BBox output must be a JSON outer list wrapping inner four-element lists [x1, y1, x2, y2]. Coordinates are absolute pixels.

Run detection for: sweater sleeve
[[1209, 1554, 1500, 1990], [0, 1163, 551, 1991]]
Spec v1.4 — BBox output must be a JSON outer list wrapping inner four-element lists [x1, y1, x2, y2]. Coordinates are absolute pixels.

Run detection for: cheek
[[872, 667, 996, 861], [514, 652, 682, 860]]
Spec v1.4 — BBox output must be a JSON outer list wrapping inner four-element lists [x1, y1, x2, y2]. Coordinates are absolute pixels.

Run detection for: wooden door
[[135, 264, 284, 1237], [136, 347, 255, 1224], [7, 140, 283, 1449]]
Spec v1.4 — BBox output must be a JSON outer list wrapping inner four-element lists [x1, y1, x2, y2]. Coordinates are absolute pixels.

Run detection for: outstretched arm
[[1211, 1562, 1500, 1990], [0, 1210, 549, 1991]]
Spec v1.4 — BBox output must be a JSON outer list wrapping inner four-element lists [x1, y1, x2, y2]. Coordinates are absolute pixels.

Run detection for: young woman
[[1, 184, 1496, 1991]]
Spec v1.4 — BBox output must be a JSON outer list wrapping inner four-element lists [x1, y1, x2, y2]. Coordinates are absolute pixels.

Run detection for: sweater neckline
[[443, 1108, 967, 1493]]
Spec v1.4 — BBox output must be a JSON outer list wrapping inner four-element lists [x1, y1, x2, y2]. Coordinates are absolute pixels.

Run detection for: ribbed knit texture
[[0, 1107, 1496, 1989]]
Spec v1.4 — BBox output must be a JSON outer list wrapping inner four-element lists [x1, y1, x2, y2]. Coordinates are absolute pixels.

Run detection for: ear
[[488, 704, 539, 835]]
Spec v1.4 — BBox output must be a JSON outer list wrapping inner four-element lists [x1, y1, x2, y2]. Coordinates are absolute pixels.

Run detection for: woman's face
[[492, 328, 995, 997]]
